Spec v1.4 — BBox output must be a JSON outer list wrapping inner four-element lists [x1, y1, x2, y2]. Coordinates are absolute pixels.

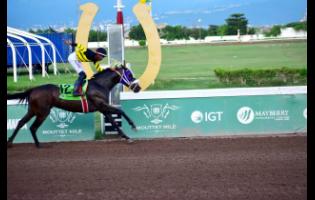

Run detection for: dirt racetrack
[[8, 134, 306, 200]]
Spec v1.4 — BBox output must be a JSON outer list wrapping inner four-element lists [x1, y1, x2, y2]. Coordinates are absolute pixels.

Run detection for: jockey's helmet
[[96, 48, 107, 57]]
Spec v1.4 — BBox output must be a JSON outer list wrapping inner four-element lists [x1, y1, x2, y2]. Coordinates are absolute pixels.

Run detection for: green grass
[[125, 40, 307, 90], [7, 40, 307, 91]]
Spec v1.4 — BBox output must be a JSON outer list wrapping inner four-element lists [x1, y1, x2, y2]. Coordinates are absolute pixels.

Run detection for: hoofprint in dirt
[[7, 134, 306, 200]]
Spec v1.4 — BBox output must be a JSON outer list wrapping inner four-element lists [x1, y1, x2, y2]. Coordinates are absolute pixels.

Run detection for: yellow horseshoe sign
[[75, 3, 99, 79], [133, 3, 161, 91], [76, 2, 161, 90]]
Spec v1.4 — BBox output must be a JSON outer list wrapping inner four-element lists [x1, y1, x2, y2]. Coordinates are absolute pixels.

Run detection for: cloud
[[165, 10, 196, 15], [164, 3, 247, 16]]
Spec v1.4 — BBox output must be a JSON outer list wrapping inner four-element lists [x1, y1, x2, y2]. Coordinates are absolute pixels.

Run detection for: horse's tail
[[7, 89, 33, 104]]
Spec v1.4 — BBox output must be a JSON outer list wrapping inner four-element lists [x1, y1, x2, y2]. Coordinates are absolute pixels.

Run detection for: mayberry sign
[[120, 86, 307, 138]]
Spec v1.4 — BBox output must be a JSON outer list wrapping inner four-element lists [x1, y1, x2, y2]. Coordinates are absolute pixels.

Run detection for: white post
[[7, 38, 17, 82], [30, 34, 57, 75], [7, 33, 34, 80], [103, 24, 125, 134]]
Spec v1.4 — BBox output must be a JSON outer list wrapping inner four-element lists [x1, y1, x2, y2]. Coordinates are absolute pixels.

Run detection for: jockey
[[65, 40, 107, 96]]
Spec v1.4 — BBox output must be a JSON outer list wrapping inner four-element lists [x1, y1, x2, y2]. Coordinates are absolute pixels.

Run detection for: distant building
[[280, 27, 307, 38], [255, 25, 272, 34], [156, 23, 167, 29]]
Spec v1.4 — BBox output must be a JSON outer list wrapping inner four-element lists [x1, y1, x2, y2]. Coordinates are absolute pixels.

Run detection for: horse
[[7, 65, 141, 148]]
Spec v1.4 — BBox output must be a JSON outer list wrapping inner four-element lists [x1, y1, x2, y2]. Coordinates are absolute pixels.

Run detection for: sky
[[7, 0, 307, 30]]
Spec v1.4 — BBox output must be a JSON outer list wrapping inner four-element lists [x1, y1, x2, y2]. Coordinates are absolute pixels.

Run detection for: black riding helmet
[[96, 48, 107, 57]]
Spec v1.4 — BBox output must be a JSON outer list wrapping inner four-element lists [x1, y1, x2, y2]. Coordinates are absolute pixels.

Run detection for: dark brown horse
[[7, 65, 141, 148]]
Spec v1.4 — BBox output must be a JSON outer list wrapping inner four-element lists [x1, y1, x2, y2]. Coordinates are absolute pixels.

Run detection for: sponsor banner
[[121, 88, 307, 138], [7, 102, 95, 143]]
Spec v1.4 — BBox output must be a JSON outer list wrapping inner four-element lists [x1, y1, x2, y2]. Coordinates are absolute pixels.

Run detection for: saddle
[[58, 80, 88, 101]]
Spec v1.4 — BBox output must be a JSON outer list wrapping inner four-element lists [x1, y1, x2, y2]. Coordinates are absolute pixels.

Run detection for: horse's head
[[115, 64, 141, 93]]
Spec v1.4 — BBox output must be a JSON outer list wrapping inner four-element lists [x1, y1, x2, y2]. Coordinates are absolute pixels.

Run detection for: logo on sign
[[191, 111, 203, 123], [49, 108, 76, 128], [191, 110, 223, 124], [303, 108, 307, 119], [237, 106, 290, 125], [237, 107, 255, 124], [7, 119, 28, 130], [133, 103, 179, 124]]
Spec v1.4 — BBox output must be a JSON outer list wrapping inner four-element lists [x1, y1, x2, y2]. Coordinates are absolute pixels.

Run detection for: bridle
[[111, 67, 139, 88]]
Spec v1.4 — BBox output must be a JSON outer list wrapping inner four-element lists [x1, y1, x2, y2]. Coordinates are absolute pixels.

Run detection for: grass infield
[[7, 40, 306, 92]]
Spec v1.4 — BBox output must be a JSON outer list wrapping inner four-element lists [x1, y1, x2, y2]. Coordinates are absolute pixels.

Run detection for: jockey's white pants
[[68, 52, 84, 74]]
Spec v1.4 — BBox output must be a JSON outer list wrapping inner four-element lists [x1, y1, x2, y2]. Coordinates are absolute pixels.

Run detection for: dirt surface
[[7, 135, 307, 200]]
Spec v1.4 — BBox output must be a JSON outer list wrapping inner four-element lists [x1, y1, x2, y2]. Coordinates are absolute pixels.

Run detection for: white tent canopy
[[7, 26, 58, 82]]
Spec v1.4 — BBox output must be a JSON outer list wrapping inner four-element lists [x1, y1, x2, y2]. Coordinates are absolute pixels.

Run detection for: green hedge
[[214, 67, 307, 86], [138, 40, 146, 47]]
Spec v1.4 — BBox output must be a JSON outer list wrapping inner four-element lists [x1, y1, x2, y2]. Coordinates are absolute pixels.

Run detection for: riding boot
[[73, 71, 86, 96]]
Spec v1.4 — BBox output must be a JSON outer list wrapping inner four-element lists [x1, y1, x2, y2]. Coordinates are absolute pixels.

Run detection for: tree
[[64, 28, 76, 35], [160, 25, 189, 40], [29, 29, 36, 34], [247, 27, 256, 34], [217, 25, 228, 36], [129, 24, 146, 40], [225, 13, 248, 35], [285, 21, 307, 31], [188, 28, 207, 39], [88, 30, 107, 42], [264, 25, 282, 37], [208, 25, 219, 36]]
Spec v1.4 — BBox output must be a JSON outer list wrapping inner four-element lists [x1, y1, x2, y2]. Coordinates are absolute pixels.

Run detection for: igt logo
[[191, 111, 223, 124]]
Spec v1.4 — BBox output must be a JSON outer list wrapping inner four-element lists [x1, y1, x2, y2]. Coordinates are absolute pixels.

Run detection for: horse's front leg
[[104, 114, 132, 141], [94, 99, 137, 130], [90, 96, 136, 140], [119, 111, 137, 131], [88, 88, 137, 130]]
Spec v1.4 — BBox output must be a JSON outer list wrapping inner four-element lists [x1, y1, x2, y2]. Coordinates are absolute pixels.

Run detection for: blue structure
[[7, 32, 74, 71]]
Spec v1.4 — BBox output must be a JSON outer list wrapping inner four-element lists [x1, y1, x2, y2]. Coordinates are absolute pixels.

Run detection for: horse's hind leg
[[7, 111, 34, 148], [30, 110, 50, 148]]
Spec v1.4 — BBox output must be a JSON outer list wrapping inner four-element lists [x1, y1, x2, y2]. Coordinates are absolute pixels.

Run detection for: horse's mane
[[92, 68, 115, 79]]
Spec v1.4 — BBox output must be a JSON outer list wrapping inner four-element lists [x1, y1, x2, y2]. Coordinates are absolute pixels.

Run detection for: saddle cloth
[[58, 81, 88, 100], [58, 81, 89, 113]]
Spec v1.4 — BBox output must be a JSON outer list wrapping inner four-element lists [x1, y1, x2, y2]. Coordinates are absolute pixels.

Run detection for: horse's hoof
[[7, 142, 13, 149]]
